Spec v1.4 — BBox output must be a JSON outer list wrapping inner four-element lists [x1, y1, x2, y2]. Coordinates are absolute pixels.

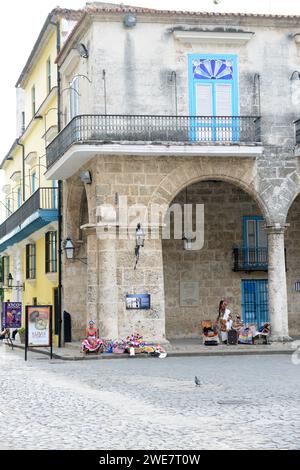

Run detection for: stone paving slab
[[0, 346, 300, 450]]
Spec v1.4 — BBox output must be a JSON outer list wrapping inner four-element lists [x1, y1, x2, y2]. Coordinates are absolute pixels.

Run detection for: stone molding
[[173, 30, 254, 44]]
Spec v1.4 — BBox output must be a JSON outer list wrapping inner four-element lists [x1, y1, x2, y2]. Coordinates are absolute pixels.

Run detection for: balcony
[[46, 114, 262, 179], [233, 247, 268, 272], [295, 118, 300, 146], [0, 187, 58, 252]]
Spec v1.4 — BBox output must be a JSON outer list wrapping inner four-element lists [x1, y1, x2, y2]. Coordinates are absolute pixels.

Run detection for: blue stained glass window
[[192, 58, 233, 80]]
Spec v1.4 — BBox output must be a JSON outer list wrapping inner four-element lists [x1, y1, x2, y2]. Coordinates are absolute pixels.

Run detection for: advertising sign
[[26, 306, 52, 347], [2, 302, 22, 329], [126, 294, 151, 310]]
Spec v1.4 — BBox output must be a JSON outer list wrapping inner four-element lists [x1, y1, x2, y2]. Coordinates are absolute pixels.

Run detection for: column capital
[[265, 223, 289, 235]]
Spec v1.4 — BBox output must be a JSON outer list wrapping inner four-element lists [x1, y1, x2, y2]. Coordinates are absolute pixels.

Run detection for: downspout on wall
[[51, 17, 63, 348]]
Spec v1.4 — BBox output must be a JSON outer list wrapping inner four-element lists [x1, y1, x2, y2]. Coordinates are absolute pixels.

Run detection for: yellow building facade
[[0, 9, 81, 345]]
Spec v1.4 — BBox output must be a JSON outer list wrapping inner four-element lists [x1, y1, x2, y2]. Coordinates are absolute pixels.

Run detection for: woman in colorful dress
[[81, 320, 103, 354]]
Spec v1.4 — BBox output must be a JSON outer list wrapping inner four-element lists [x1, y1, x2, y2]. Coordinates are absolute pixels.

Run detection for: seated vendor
[[0, 328, 9, 340], [233, 314, 244, 331], [81, 320, 103, 354]]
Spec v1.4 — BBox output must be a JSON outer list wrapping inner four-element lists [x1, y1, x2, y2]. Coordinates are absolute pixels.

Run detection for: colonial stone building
[[45, 3, 300, 343]]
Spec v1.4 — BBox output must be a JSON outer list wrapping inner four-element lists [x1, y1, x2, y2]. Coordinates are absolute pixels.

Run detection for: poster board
[[2, 302, 22, 329], [25, 305, 52, 360]]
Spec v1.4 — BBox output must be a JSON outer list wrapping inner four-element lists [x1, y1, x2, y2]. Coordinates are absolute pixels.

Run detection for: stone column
[[85, 224, 119, 339], [267, 224, 291, 342], [118, 224, 167, 344], [86, 228, 99, 325], [98, 237, 119, 340]]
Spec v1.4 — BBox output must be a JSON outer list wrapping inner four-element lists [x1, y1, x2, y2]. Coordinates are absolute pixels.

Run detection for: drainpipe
[[51, 17, 63, 348], [17, 140, 25, 202]]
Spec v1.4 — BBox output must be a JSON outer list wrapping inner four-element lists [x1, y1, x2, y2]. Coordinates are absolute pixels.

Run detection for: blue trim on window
[[243, 216, 264, 250], [188, 54, 239, 115], [242, 216, 267, 269], [188, 54, 239, 141], [241, 279, 269, 326]]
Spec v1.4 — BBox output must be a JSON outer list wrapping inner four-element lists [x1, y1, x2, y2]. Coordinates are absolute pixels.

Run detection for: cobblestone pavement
[[0, 343, 299, 450]]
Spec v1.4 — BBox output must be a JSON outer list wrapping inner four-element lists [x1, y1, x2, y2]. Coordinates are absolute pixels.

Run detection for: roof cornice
[[15, 8, 82, 89], [56, 5, 300, 66]]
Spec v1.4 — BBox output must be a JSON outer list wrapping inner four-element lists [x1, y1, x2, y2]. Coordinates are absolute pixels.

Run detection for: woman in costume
[[81, 320, 103, 354]]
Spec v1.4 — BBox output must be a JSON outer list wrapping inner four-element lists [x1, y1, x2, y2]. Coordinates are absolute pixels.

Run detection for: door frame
[[241, 279, 269, 326]]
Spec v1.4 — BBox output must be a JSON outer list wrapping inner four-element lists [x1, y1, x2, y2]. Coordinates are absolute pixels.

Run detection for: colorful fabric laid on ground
[[99, 333, 167, 357], [238, 328, 254, 344], [81, 337, 103, 353]]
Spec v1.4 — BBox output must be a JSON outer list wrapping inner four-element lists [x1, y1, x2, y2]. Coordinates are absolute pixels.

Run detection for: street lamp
[[134, 224, 145, 269], [63, 238, 87, 264], [64, 238, 75, 260], [182, 233, 194, 251], [7, 273, 13, 288], [4, 273, 25, 291]]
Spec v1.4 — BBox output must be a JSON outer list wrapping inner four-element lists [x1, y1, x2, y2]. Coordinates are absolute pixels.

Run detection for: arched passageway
[[162, 179, 268, 339], [62, 179, 90, 340], [286, 193, 300, 336]]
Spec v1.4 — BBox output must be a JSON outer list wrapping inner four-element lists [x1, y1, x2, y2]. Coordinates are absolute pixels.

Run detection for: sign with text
[[2, 302, 22, 329], [126, 294, 151, 310], [26, 306, 52, 347]]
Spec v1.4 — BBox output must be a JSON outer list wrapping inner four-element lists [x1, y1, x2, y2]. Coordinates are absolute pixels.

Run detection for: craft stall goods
[[100, 333, 167, 358], [201, 320, 219, 346], [200, 318, 271, 346]]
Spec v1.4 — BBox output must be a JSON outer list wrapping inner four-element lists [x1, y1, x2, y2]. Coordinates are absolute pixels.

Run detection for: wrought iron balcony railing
[[294, 118, 300, 145], [233, 247, 268, 271], [46, 114, 261, 170], [0, 187, 58, 240]]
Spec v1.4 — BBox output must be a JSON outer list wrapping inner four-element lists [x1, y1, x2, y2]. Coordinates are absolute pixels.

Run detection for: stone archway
[[147, 158, 271, 225], [148, 157, 272, 337], [62, 178, 91, 341], [285, 192, 300, 336], [161, 178, 268, 339]]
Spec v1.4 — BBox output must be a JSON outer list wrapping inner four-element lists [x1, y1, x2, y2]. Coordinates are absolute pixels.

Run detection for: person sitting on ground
[[233, 314, 244, 331], [81, 320, 103, 354], [0, 328, 9, 340]]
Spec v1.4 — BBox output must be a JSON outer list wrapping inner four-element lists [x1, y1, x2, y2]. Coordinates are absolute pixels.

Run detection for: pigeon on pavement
[[195, 376, 201, 386]]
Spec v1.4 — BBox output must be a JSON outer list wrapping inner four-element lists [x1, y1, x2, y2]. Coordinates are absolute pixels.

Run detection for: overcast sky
[[1, 0, 300, 160]]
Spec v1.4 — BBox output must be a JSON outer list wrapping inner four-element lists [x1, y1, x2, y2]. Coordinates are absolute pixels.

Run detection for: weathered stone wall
[[62, 154, 300, 340], [162, 180, 267, 338], [60, 15, 300, 225], [58, 13, 300, 340]]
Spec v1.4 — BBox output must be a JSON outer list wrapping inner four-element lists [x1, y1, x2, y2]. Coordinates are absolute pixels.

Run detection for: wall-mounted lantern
[[80, 170, 92, 184], [134, 223, 145, 269], [63, 238, 87, 264], [2, 273, 25, 291], [182, 233, 195, 251], [123, 13, 137, 28], [77, 43, 89, 59], [64, 238, 75, 260]]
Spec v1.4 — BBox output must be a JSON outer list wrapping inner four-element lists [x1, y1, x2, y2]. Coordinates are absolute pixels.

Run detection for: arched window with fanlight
[[188, 54, 239, 141]]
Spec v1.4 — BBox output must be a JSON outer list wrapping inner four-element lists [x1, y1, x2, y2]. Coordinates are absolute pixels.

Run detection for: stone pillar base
[[269, 335, 293, 343]]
